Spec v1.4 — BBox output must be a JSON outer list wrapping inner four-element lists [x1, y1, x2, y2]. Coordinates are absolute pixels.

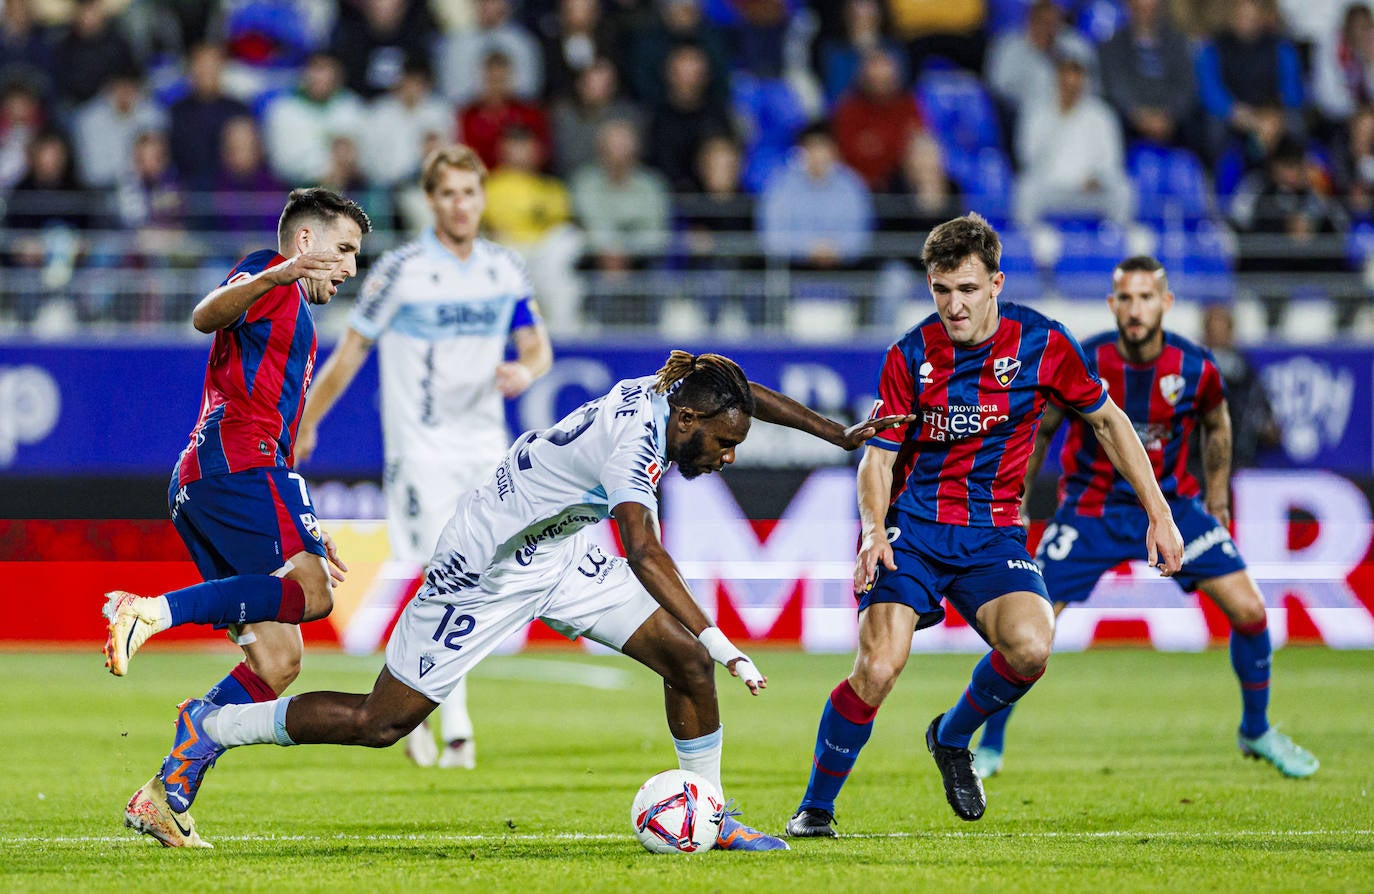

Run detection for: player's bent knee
[[300, 588, 334, 622], [1003, 640, 1052, 678], [665, 644, 715, 694]]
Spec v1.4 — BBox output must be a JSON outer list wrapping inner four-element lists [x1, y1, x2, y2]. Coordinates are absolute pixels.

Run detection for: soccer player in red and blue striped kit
[[971, 256, 1318, 781], [787, 215, 1185, 837], [102, 188, 371, 847]]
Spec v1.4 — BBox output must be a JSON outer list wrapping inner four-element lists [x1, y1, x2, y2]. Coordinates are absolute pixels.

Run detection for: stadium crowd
[[0, 0, 1371, 336]]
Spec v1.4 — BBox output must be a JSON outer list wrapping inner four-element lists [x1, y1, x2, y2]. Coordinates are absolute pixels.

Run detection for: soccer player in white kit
[[297, 145, 553, 769], [157, 351, 913, 850]]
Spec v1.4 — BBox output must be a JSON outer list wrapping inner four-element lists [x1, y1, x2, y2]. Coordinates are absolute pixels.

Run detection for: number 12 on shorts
[[431, 604, 477, 651]]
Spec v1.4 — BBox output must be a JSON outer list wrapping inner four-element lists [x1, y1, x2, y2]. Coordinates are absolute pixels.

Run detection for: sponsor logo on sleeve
[[299, 512, 321, 540]]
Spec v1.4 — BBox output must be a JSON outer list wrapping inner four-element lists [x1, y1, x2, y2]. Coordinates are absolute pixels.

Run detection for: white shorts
[[385, 454, 500, 564], [385, 534, 659, 702]]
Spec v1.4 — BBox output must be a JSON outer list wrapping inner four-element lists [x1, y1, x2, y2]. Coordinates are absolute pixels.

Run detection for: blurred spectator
[[645, 43, 735, 191], [1, 0, 58, 97], [437, 0, 543, 105], [987, 0, 1094, 115], [1196, 0, 1304, 160], [703, 0, 794, 79], [459, 50, 552, 171], [168, 43, 251, 188], [885, 0, 987, 77], [485, 126, 583, 333], [539, 0, 615, 102], [72, 69, 168, 188], [219, 0, 332, 98], [550, 56, 640, 176], [832, 48, 926, 190], [1231, 136, 1352, 326], [877, 131, 962, 247], [360, 56, 453, 187], [1097, 0, 1197, 146], [1311, 2, 1374, 123], [329, 0, 436, 98], [0, 78, 45, 190], [52, 0, 138, 105], [208, 115, 287, 240], [1015, 43, 1133, 227], [628, 0, 730, 107], [263, 51, 365, 184], [115, 130, 185, 231], [570, 117, 669, 271], [819, 0, 908, 106], [4, 129, 91, 321], [1200, 302, 1281, 467], [759, 122, 874, 270], [318, 134, 368, 194], [1332, 104, 1374, 217], [678, 135, 768, 324], [115, 130, 194, 322]]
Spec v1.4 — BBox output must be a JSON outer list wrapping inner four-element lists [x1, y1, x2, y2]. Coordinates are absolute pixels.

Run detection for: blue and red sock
[[204, 662, 278, 707], [165, 577, 305, 628], [937, 651, 1043, 749], [977, 703, 1013, 752], [798, 680, 877, 814], [1230, 618, 1271, 739]]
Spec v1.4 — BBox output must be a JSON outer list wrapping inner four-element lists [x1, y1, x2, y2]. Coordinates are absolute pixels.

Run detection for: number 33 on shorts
[[1038, 523, 1079, 562]]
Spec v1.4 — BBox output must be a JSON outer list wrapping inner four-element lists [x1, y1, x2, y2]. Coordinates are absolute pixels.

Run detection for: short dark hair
[[921, 213, 1001, 275], [1113, 254, 1168, 289], [796, 120, 834, 147], [654, 350, 756, 419], [277, 187, 372, 247]]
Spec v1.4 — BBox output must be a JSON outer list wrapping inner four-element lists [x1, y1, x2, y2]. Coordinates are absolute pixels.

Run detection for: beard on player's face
[[673, 427, 712, 479]]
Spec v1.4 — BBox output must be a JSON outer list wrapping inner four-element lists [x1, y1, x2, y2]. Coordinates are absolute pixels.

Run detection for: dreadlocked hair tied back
[[653, 350, 755, 419]]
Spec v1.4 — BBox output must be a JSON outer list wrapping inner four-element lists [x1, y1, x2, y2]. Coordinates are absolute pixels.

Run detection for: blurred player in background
[[135, 351, 913, 851], [296, 144, 553, 770], [786, 215, 1184, 838], [971, 256, 1319, 780], [103, 188, 372, 847]]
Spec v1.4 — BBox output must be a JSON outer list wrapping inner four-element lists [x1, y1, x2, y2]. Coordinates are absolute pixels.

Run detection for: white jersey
[[350, 230, 540, 465], [421, 375, 669, 597]]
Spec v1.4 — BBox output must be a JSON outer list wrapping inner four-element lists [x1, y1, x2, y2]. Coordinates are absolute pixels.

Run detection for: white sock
[[204, 697, 295, 747], [440, 677, 474, 743], [673, 726, 723, 796], [151, 595, 172, 630]]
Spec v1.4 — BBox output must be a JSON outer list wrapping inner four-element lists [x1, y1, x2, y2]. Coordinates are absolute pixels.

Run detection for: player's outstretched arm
[[1080, 399, 1185, 574], [192, 251, 341, 332], [1021, 403, 1065, 526], [854, 445, 899, 595], [747, 382, 914, 449], [611, 500, 767, 695], [295, 327, 375, 465], [1199, 399, 1234, 528]]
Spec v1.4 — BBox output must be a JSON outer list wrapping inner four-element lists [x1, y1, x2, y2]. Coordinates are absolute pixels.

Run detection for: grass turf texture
[[0, 647, 1370, 892]]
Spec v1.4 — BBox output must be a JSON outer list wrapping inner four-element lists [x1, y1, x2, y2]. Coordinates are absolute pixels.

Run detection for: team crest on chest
[[1159, 373, 1186, 406], [993, 356, 1022, 387]]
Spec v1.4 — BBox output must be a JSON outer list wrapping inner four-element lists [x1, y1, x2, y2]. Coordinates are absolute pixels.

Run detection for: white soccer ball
[[630, 769, 724, 854]]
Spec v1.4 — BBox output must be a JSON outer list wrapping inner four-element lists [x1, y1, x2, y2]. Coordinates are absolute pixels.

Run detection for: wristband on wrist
[[697, 626, 741, 665]]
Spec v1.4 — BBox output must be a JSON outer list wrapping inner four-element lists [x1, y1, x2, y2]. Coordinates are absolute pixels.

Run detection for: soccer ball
[[630, 769, 724, 854]]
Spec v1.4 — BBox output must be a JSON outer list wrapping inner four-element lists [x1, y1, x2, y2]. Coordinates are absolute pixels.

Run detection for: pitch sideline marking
[[6, 829, 1371, 846]]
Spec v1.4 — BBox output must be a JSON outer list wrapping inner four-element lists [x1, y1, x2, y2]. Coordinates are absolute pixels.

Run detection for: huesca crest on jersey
[[993, 356, 1022, 387], [1159, 374, 1185, 406]]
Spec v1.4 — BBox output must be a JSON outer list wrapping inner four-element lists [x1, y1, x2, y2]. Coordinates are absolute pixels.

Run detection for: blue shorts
[[860, 513, 1050, 639], [1037, 496, 1247, 604], [168, 466, 326, 582]]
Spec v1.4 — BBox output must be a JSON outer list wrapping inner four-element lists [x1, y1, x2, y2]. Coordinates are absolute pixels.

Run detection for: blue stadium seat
[[988, 0, 1036, 33], [1157, 220, 1235, 302], [916, 70, 1003, 159], [998, 225, 1038, 278], [952, 147, 1014, 229], [1053, 223, 1127, 299], [1076, 0, 1127, 42], [1346, 221, 1374, 269], [1129, 144, 1213, 226], [732, 75, 808, 194]]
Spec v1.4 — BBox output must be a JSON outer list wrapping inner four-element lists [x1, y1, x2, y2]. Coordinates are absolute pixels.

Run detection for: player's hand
[[321, 529, 348, 586], [1209, 498, 1232, 529], [272, 251, 342, 294], [294, 422, 318, 466], [1146, 516, 1184, 577], [494, 361, 534, 398], [838, 414, 916, 450], [854, 529, 897, 595], [727, 656, 767, 695]]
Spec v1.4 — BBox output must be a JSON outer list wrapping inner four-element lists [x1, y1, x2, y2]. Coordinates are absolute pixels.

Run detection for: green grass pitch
[[0, 646, 1370, 892]]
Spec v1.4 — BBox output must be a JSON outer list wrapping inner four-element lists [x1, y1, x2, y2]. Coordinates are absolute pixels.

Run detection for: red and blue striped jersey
[[175, 250, 317, 486], [869, 302, 1108, 527], [1057, 331, 1226, 515]]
